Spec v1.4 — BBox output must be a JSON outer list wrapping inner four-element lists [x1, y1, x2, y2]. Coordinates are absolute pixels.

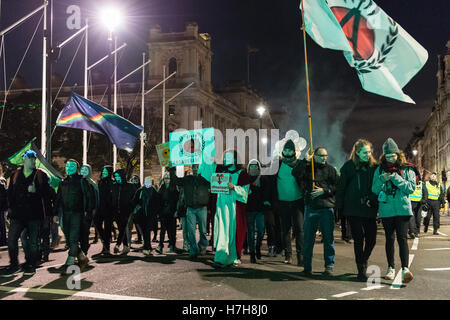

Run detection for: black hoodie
[[98, 165, 114, 216], [112, 169, 137, 218]]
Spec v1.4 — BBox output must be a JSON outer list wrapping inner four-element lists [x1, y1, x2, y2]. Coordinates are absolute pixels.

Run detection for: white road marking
[[332, 291, 358, 298], [37, 263, 65, 270], [424, 237, 447, 239], [424, 248, 450, 251], [390, 254, 414, 290], [411, 238, 419, 251], [0, 285, 158, 300], [360, 285, 385, 291], [423, 268, 450, 271], [437, 231, 448, 237], [314, 298, 327, 300]]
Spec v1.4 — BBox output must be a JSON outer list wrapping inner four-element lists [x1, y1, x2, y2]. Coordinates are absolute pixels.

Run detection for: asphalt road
[[0, 215, 449, 301]]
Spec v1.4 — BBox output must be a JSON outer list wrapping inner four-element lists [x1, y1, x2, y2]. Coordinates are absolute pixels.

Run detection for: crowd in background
[[0, 137, 448, 284]]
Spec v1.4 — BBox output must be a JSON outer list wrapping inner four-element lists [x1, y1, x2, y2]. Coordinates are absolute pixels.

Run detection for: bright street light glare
[[100, 7, 123, 32], [257, 105, 265, 117], [412, 149, 418, 156], [261, 137, 268, 145]]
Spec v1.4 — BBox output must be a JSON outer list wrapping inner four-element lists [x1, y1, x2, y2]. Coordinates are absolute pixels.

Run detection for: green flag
[[8, 138, 63, 190]]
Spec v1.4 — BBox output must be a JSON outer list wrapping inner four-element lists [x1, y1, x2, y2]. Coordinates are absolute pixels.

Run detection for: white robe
[[199, 161, 248, 265]]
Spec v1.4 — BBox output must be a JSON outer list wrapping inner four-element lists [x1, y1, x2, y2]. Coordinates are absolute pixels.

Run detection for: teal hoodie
[[372, 165, 416, 218]]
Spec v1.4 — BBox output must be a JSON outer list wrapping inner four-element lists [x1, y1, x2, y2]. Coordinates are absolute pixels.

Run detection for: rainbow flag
[[56, 92, 143, 151]]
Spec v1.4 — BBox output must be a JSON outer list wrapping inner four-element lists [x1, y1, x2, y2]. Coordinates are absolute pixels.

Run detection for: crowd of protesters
[[0, 137, 447, 284]]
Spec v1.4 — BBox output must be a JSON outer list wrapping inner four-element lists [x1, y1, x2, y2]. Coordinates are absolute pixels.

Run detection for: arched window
[[168, 57, 177, 75]]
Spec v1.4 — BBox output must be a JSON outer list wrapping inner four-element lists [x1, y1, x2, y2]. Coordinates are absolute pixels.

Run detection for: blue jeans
[[186, 206, 209, 256], [247, 211, 265, 253], [303, 206, 335, 271], [8, 219, 41, 267]]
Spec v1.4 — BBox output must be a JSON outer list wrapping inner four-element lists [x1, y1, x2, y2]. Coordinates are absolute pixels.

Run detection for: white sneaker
[[402, 267, 413, 283], [114, 245, 120, 254], [142, 250, 151, 256], [385, 267, 395, 280], [121, 246, 130, 256], [233, 259, 242, 266]]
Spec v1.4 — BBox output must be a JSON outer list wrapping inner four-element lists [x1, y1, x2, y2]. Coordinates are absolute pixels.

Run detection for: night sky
[[1, 0, 449, 168]]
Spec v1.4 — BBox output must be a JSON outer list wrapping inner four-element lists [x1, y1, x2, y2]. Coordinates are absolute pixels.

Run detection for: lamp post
[[100, 6, 123, 170]]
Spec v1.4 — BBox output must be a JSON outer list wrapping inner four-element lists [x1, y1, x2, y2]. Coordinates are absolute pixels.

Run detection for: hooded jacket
[[112, 169, 136, 218], [55, 172, 94, 215], [98, 165, 114, 216], [292, 159, 339, 210], [82, 164, 99, 210], [132, 185, 161, 217], [246, 159, 271, 212], [158, 181, 179, 217]]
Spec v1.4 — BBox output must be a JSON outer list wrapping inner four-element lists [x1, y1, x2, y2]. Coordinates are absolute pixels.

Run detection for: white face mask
[[224, 152, 235, 167], [144, 178, 152, 188], [80, 166, 89, 178]]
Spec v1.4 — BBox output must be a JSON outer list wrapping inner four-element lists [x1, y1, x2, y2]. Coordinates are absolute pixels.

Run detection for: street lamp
[[412, 149, 418, 157], [100, 6, 123, 34], [257, 105, 266, 118]]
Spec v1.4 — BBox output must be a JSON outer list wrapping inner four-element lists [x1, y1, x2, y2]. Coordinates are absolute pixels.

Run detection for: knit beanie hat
[[283, 139, 295, 152], [382, 138, 399, 154]]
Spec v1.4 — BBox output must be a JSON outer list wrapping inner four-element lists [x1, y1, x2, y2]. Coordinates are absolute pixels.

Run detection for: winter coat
[[8, 168, 52, 220], [335, 160, 378, 218], [292, 159, 339, 210], [158, 184, 179, 218], [98, 166, 114, 216], [111, 169, 136, 219], [266, 158, 302, 205], [371, 164, 416, 218], [0, 177, 7, 212], [55, 174, 94, 215], [132, 186, 161, 218], [246, 160, 272, 212], [170, 168, 210, 208]]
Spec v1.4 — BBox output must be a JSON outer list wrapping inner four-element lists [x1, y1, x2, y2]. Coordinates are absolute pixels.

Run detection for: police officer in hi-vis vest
[[408, 169, 427, 238], [423, 172, 445, 235]]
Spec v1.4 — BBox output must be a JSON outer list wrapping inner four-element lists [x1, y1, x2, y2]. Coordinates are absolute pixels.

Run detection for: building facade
[[406, 40, 450, 188]]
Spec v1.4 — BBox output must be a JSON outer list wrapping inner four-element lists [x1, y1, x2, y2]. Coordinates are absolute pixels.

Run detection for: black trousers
[[424, 200, 441, 231], [39, 216, 51, 257], [137, 214, 154, 251], [8, 218, 40, 267], [94, 213, 113, 248], [340, 214, 352, 240], [116, 214, 130, 247], [381, 216, 410, 269], [159, 215, 177, 248], [409, 201, 422, 235], [347, 216, 377, 265], [265, 210, 281, 248], [278, 199, 304, 256], [80, 213, 93, 255]]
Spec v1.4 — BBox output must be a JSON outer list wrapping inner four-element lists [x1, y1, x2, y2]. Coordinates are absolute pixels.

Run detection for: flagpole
[[41, 0, 48, 157], [83, 18, 88, 165], [162, 65, 166, 178], [300, 0, 316, 188], [140, 52, 145, 185]]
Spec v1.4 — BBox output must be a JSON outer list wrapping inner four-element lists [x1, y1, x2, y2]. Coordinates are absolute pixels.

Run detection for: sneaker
[[168, 245, 175, 253], [284, 255, 292, 264], [250, 253, 257, 264], [155, 246, 163, 254], [142, 250, 152, 256], [77, 251, 89, 267], [1, 265, 21, 278], [268, 246, 275, 257], [323, 267, 334, 276], [233, 259, 242, 266], [408, 233, 416, 239], [65, 256, 76, 266], [120, 246, 130, 256], [199, 248, 207, 255], [385, 267, 395, 280], [255, 247, 262, 259], [42, 254, 49, 262], [302, 269, 312, 276], [402, 267, 413, 283], [433, 231, 439, 235], [297, 253, 304, 267], [424, 226, 428, 233], [114, 245, 120, 254], [23, 265, 36, 276]]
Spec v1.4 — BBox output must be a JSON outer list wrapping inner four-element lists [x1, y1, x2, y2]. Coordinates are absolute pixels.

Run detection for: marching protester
[[54, 159, 94, 271], [269, 139, 304, 265], [0, 163, 8, 247], [79, 164, 98, 266], [112, 169, 136, 256], [292, 147, 339, 276], [336, 139, 378, 281], [246, 159, 271, 264], [156, 172, 179, 254], [199, 150, 252, 267], [132, 177, 161, 256], [423, 172, 445, 235], [94, 165, 114, 255], [1, 151, 52, 277], [176, 184, 189, 253], [128, 174, 143, 245], [408, 167, 427, 238], [372, 138, 415, 283], [170, 164, 210, 259]]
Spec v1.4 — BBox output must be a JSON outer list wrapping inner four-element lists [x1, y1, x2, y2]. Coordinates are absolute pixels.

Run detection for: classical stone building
[[1, 22, 277, 180], [406, 40, 450, 187]]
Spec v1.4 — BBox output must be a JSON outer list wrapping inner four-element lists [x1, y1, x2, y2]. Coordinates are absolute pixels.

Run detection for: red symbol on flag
[[217, 174, 224, 184], [330, 6, 375, 61]]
